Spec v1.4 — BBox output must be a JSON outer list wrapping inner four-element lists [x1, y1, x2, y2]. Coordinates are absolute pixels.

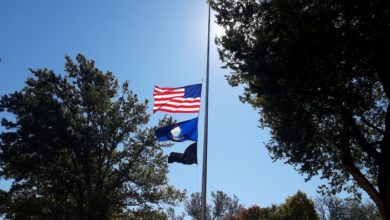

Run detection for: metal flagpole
[[201, 3, 211, 220]]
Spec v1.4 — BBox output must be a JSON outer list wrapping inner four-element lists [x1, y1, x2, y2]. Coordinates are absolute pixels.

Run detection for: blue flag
[[155, 117, 198, 142]]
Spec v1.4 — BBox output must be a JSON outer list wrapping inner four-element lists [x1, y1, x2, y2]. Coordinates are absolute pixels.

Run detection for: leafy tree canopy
[[227, 191, 318, 220], [278, 191, 319, 220], [316, 195, 381, 220], [184, 190, 243, 220], [0, 54, 184, 219], [211, 0, 390, 218]]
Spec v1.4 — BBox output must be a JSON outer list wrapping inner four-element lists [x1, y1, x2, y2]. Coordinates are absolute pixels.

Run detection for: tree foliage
[[227, 191, 318, 220], [210, 0, 390, 218], [0, 54, 184, 219], [166, 207, 185, 220], [316, 195, 381, 220], [184, 190, 242, 220], [184, 192, 211, 220], [211, 191, 242, 220], [227, 205, 278, 220], [278, 191, 319, 220]]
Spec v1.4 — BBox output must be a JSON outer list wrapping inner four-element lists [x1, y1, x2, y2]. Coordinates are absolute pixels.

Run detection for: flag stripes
[[153, 85, 201, 113]]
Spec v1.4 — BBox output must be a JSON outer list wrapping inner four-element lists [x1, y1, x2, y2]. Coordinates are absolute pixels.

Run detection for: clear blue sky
[[1, 0, 328, 215]]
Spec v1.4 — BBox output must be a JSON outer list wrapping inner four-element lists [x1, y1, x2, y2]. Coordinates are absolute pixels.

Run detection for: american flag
[[153, 84, 202, 113]]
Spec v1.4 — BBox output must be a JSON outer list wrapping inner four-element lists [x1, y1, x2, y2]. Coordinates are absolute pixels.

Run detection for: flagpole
[[201, 3, 211, 220]]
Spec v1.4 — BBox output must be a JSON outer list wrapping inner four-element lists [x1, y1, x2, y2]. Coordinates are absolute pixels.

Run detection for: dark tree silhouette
[[0, 54, 184, 219], [211, 0, 390, 219]]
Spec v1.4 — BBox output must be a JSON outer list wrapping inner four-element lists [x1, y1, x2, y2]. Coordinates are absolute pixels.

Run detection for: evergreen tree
[[0, 54, 184, 219]]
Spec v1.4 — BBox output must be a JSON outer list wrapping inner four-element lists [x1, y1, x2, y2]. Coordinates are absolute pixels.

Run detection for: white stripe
[[154, 101, 200, 106], [154, 87, 184, 93], [154, 106, 200, 111], [154, 97, 201, 101], [154, 100, 200, 105], [154, 93, 184, 99]]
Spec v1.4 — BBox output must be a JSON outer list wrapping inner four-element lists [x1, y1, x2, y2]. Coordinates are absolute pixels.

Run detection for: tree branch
[[105, 144, 146, 194], [360, 115, 385, 135], [378, 102, 390, 219], [340, 120, 385, 217], [347, 114, 381, 164]]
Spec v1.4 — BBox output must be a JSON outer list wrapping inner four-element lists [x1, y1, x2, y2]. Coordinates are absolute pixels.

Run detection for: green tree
[[211, 191, 242, 220], [131, 208, 169, 220], [277, 191, 319, 220], [210, 0, 390, 218], [227, 205, 278, 220], [185, 192, 211, 220], [166, 207, 185, 220], [226, 191, 318, 220], [0, 54, 184, 219], [316, 195, 381, 220], [315, 196, 346, 220], [184, 191, 242, 220]]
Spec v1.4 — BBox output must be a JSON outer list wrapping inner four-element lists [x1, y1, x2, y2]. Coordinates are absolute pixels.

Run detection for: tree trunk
[[341, 117, 387, 219], [381, 87, 390, 220], [377, 167, 390, 220], [379, 138, 390, 220]]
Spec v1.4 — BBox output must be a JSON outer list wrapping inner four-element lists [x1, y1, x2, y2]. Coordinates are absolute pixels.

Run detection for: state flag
[[155, 117, 198, 142]]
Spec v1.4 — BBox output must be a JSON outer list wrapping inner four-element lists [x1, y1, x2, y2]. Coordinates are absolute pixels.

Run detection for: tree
[[184, 191, 242, 220], [166, 207, 185, 220], [185, 192, 211, 220], [277, 191, 319, 220], [211, 191, 242, 219], [315, 196, 346, 220], [316, 195, 381, 220], [210, 0, 390, 218], [227, 191, 318, 220], [131, 208, 169, 220], [0, 54, 184, 219], [227, 205, 278, 220]]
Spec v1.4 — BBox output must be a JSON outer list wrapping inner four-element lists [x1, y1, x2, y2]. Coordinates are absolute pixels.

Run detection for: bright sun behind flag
[[153, 84, 202, 113]]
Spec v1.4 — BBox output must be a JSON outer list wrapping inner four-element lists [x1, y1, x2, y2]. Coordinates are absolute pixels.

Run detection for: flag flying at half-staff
[[154, 83, 201, 165], [154, 3, 209, 218], [168, 142, 197, 165], [153, 83, 202, 113], [155, 117, 198, 142], [155, 118, 199, 165]]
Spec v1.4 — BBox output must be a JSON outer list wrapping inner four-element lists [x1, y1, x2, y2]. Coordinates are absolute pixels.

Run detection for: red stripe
[[153, 101, 200, 106], [154, 87, 183, 92], [153, 106, 199, 113], [154, 103, 200, 108], [153, 108, 199, 113], [153, 104, 200, 108], [154, 86, 174, 90], [153, 85, 200, 113], [154, 98, 200, 102], [154, 87, 179, 93], [153, 90, 183, 94], [153, 92, 184, 96], [153, 103, 200, 107]]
